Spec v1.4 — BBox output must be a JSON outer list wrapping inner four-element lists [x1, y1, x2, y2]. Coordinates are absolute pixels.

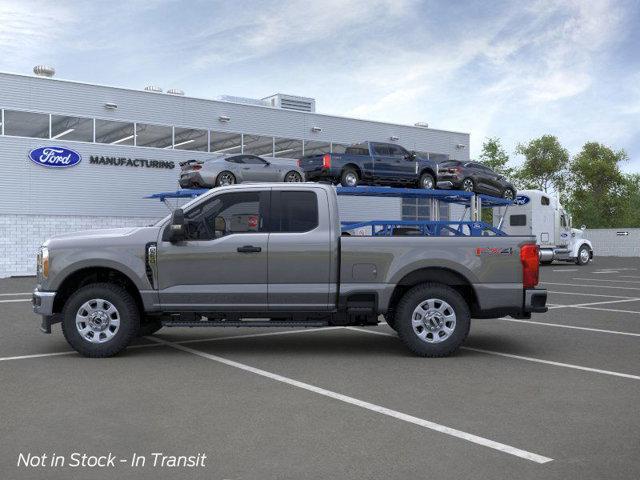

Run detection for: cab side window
[[273, 191, 318, 233], [183, 192, 266, 240], [373, 144, 390, 156]]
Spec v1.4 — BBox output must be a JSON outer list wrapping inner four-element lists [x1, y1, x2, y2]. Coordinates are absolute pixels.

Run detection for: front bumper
[[32, 289, 58, 334]]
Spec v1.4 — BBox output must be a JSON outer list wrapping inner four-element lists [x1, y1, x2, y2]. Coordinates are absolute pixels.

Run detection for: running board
[[161, 320, 329, 328]]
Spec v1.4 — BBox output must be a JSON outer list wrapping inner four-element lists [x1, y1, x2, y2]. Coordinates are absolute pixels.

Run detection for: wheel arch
[[342, 163, 362, 178], [387, 267, 479, 316], [53, 266, 144, 316]]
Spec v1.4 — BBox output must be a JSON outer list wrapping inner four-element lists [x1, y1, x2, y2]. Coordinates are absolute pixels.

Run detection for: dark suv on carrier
[[436, 160, 516, 199]]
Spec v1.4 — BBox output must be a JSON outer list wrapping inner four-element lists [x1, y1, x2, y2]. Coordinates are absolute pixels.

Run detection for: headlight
[[38, 247, 49, 278]]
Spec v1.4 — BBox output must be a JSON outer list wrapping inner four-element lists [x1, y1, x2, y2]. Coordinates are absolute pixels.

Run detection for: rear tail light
[[192, 164, 202, 170], [297, 159, 302, 167], [322, 153, 331, 169], [520, 244, 540, 289]]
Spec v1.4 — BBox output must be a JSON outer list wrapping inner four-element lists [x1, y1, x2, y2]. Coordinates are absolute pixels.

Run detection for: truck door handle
[[237, 245, 262, 253]]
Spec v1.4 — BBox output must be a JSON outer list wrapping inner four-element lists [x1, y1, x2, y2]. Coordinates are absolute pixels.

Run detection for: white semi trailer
[[494, 189, 593, 265]]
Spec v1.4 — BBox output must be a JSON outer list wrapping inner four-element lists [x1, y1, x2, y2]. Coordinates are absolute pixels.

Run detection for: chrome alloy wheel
[[76, 298, 120, 344], [421, 175, 434, 189], [579, 247, 590, 264], [344, 172, 358, 186], [462, 179, 474, 192], [411, 298, 457, 343], [218, 172, 235, 186], [285, 171, 302, 182], [503, 189, 515, 200]]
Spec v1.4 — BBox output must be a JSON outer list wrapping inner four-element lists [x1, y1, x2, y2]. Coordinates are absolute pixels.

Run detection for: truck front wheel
[[576, 245, 591, 265], [61, 283, 140, 357], [394, 283, 470, 357]]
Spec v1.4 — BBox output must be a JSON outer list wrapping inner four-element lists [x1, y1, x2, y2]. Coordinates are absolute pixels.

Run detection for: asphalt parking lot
[[1, 257, 639, 480]]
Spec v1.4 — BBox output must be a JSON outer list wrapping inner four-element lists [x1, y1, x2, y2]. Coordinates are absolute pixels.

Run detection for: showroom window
[[184, 191, 265, 240], [210, 131, 242, 154], [173, 127, 208, 151], [3, 110, 50, 139], [135, 123, 173, 148], [275, 191, 318, 233], [243, 134, 274, 156], [50, 114, 94, 142], [95, 119, 135, 145], [273, 137, 303, 159], [303, 140, 331, 156]]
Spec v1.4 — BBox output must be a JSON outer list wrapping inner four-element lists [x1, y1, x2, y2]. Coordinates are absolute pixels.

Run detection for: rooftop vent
[[144, 85, 163, 93], [262, 93, 316, 113], [217, 95, 270, 107], [33, 65, 55, 78], [414, 122, 429, 128], [167, 88, 185, 96]]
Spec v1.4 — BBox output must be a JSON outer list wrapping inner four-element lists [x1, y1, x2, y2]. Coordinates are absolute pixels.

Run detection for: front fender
[[571, 239, 593, 258]]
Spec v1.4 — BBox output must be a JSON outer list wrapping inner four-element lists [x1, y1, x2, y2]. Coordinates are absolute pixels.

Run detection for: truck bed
[[339, 235, 533, 316]]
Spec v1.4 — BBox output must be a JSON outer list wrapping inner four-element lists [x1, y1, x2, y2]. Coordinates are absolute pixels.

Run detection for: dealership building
[[0, 68, 470, 277]]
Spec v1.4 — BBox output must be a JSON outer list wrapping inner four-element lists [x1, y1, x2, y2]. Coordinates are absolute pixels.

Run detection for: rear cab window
[[510, 215, 527, 226], [345, 143, 370, 156], [272, 191, 319, 233]]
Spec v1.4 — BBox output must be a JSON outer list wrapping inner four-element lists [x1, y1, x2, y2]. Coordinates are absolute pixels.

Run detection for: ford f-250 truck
[[33, 183, 547, 358], [299, 142, 439, 189]]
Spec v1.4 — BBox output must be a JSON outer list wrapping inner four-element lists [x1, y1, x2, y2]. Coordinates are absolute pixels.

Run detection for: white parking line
[[0, 292, 32, 296], [569, 305, 640, 315], [548, 290, 637, 299], [572, 277, 640, 285], [548, 298, 640, 309], [552, 269, 578, 272], [0, 298, 31, 304], [146, 335, 553, 464], [490, 318, 640, 337], [0, 328, 342, 362], [542, 282, 640, 291], [346, 328, 640, 381]]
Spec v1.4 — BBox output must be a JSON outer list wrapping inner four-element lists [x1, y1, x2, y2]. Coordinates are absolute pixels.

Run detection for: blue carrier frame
[[146, 186, 513, 237]]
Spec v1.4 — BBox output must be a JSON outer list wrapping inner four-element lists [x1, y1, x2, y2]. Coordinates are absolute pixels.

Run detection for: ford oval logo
[[514, 195, 530, 205], [28, 146, 82, 168]]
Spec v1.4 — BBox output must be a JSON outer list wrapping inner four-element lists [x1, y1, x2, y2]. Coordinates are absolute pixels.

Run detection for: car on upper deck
[[298, 141, 439, 189], [179, 154, 304, 188], [436, 160, 516, 199]]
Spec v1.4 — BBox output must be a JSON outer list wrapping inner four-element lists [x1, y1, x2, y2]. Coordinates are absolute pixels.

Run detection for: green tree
[[619, 174, 640, 227], [478, 137, 515, 177], [515, 135, 569, 193], [566, 142, 628, 228]]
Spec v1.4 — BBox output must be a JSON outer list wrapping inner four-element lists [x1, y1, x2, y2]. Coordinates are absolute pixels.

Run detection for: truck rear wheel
[[340, 168, 359, 187], [61, 283, 140, 357], [394, 283, 470, 357]]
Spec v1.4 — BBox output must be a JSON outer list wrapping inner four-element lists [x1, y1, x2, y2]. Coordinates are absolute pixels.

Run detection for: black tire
[[384, 309, 398, 332], [461, 178, 475, 192], [419, 172, 435, 190], [61, 283, 140, 358], [215, 171, 236, 187], [540, 260, 553, 266], [284, 171, 303, 183], [575, 245, 591, 265], [340, 168, 359, 187], [394, 283, 470, 357], [138, 318, 163, 336], [502, 188, 516, 200]]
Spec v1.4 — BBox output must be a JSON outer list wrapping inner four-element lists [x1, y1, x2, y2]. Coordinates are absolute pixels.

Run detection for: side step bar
[[162, 320, 330, 328]]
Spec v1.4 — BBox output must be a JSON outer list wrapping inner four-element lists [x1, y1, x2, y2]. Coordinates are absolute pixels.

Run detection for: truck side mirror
[[169, 208, 186, 243], [581, 224, 586, 230]]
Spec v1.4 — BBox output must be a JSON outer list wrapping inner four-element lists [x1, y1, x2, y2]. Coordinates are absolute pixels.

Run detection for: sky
[[1, 0, 639, 171]]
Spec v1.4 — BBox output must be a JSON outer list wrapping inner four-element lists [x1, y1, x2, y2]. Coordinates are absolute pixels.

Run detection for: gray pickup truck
[[33, 183, 547, 358]]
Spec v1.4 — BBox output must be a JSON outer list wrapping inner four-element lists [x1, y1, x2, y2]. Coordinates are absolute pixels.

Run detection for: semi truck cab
[[495, 189, 593, 265]]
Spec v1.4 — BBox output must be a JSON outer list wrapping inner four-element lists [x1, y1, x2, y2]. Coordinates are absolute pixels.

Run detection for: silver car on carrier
[[179, 154, 305, 188]]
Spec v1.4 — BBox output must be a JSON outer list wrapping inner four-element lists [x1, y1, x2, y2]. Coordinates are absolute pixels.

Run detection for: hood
[[43, 226, 161, 249], [571, 227, 585, 239]]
